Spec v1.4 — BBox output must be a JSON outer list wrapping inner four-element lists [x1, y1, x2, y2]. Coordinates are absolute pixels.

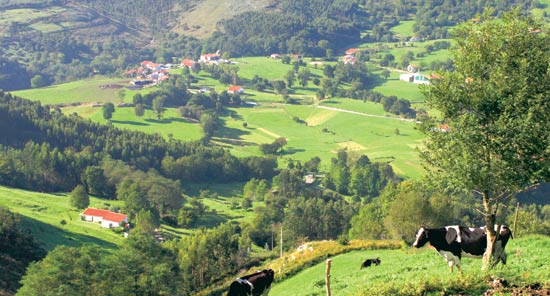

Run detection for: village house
[[345, 48, 360, 56], [200, 50, 221, 63], [343, 55, 357, 64], [407, 64, 419, 73], [399, 73, 431, 85], [180, 59, 196, 68], [228, 85, 244, 94], [81, 208, 128, 228]]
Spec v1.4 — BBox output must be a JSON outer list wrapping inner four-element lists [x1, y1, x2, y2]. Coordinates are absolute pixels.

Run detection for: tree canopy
[[420, 10, 550, 270]]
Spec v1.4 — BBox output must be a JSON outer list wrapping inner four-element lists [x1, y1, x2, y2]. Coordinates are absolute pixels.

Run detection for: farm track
[[316, 105, 419, 123]]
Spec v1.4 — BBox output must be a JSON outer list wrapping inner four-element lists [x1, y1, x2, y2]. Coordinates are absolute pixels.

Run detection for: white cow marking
[[445, 225, 462, 243]]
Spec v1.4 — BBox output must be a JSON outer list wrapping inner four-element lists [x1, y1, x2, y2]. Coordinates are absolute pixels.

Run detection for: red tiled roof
[[346, 48, 359, 55], [82, 208, 127, 222], [181, 59, 195, 67], [228, 85, 243, 92]]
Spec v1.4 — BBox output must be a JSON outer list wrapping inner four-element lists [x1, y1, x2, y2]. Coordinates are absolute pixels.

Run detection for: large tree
[[102, 102, 115, 121], [420, 11, 550, 271], [70, 184, 90, 209]]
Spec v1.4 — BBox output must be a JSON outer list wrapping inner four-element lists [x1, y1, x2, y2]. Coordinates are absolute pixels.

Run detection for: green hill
[[268, 237, 550, 295], [0, 185, 124, 251]]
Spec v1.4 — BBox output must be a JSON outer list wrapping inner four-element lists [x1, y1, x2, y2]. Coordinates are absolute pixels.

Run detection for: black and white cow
[[227, 269, 275, 296], [412, 225, 512, 272], [360, 257, 381, 269]]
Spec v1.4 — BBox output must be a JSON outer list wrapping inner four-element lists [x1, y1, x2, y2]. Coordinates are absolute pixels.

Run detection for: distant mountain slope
[[172, 0, 276, 38], [0, 0, 275, 45]]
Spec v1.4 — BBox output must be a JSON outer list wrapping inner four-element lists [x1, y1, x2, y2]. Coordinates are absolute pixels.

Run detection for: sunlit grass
[[0, 185, 125, 251]]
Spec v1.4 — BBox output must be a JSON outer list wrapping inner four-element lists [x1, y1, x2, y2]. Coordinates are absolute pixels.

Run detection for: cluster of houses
[[181, 50, 234, 67], [125, 60, 172, 87], [343, 48, 360, 64]]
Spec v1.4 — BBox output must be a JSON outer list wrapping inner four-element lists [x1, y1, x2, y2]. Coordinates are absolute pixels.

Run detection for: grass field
[[90, 106, 204, 142], [269, 236, 550, 296], [0, 186, 125, 251], [217, 101, 424, 178], [391, 20, 416, 38], [12, 76, 133, 105]]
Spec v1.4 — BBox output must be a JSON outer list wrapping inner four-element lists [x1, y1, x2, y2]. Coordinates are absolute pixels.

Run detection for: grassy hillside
[[217, 102, 424, 177], [268, 236, 550, 296], [0, 185, 125, 251], [12, 57, 427, 178]]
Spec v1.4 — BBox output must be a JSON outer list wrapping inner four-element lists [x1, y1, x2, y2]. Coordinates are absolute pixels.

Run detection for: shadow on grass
[[215, 118, 252, 141], [21, 215, 119, 252], [321, 99, 341, 105], [144, 117, 188, 124], [280, 147, 306, 156], [111, 120, 149, 126]]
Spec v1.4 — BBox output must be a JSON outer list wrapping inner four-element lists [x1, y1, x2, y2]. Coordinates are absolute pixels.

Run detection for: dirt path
[[316, 105, 419, 123]]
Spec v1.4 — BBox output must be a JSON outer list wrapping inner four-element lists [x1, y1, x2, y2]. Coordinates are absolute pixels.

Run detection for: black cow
[[413, 225, 512, 272], [360, 257, 381, 269], [227, 269, 275, 296]]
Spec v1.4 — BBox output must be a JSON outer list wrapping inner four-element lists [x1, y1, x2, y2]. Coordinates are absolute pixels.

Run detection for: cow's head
[[263, 269, 275, 285], [413, 227, 428, 248]]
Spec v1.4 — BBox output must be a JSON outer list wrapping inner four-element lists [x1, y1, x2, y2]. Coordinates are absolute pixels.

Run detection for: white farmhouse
[[81, 208, 128, 228]]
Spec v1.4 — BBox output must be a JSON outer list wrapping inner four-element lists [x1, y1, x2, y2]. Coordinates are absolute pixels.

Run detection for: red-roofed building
[[181, 59, 196, 68], [228, 85, 244, 94], [440, 123, 450, 132], [81, 208, 128, 228], [345, 48, 360, 55], [343, 55, 357, 64], [200, 51, 221, 63]]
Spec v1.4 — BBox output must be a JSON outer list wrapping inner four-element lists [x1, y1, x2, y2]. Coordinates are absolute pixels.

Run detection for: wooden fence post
[[513, 202, 520, 237], [325, 259, 332, 296]]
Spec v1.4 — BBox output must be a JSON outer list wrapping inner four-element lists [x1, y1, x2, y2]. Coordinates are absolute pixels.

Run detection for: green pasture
[[218, 102, 424, 178], [12, 76, 134, 105], [391, 20, 416, 38], [319, 98, 390, 116], [0, 7, 66, 25], [270, 236, 550, 296], [531, 0, 550, 19], [234, 56, 327, 82], [371, 69, 426, 102], [89, 106, 204, 142], [0, 186, 125, 251]]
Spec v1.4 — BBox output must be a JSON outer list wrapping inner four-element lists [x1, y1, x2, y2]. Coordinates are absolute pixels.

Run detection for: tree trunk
[[481, 193, 496, 272]]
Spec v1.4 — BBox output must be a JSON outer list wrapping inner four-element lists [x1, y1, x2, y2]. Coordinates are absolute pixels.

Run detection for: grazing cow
[[360, 257, 381, 269], [413, 225, 512, 272], [227, 269, 275, 296]]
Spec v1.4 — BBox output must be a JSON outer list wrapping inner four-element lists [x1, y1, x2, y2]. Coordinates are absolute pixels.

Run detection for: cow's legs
[[440, 251, 461, 273]]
